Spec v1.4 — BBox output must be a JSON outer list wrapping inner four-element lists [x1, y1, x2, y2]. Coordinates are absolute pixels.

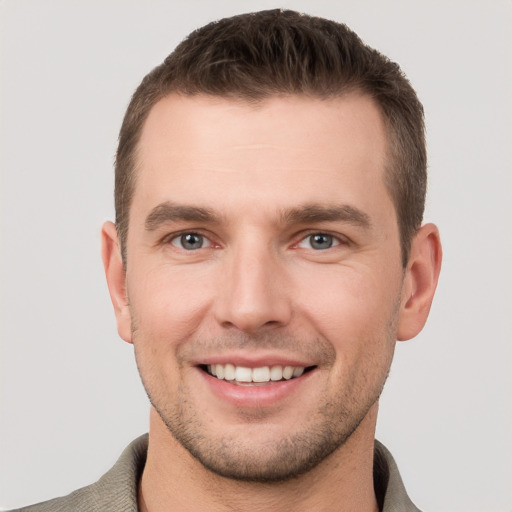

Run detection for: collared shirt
[[11, 435, 421, 511]]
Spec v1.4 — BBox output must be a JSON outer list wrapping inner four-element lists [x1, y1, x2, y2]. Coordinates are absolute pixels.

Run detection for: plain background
[[1, 1, 511, 510]]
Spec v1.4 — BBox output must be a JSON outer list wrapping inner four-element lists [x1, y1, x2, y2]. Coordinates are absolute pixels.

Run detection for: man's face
[[119, 94, 406, 480]]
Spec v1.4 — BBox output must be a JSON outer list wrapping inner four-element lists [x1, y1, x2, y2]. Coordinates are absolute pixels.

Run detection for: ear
[[101, 221, 133, 344], [397, 223, 442, 341]]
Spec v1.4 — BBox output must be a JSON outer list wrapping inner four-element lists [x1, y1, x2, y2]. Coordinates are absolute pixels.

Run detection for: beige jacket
[[11, 435, 421, 512]]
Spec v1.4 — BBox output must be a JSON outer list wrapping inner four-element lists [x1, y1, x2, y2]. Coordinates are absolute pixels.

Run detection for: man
[[12, 9, 441, 512]]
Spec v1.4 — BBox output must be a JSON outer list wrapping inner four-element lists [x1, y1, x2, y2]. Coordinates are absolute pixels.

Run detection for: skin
[[102, 93, 442, 511]]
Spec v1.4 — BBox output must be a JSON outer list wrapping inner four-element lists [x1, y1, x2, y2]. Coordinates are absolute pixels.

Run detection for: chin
[[152, 392, 374, 483]]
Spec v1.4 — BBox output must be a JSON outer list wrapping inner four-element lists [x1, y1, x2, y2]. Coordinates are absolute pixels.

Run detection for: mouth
[[200, 363, 317, 386]]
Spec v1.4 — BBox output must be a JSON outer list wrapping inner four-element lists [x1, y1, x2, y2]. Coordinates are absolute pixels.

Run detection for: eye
[[170, 232, 211, 250], [297, 233, 340, 250]]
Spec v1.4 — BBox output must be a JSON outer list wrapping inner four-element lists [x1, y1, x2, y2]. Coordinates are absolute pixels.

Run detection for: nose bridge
[[215, 235, 291, 332]]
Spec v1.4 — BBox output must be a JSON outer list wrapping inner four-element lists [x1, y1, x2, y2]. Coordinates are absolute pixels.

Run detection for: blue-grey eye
[[310, 234, 333, 250], [298, 233, 339, 250], [171, 233, 209, 250]]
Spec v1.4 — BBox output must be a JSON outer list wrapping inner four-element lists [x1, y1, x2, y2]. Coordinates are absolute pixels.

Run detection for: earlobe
[[101, 221, 133, 344], [397, 223, 442, 341]]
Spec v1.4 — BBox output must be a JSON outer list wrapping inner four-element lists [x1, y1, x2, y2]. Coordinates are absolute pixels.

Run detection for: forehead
[[133, 93, 391, 220]]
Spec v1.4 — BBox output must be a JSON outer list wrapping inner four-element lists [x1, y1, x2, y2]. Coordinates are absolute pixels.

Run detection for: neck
[[138, 407, 379, 512]]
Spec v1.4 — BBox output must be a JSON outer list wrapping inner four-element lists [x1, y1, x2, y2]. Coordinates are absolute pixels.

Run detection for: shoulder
[[7, 434, 148, 512], [374, 439, 422, 512]]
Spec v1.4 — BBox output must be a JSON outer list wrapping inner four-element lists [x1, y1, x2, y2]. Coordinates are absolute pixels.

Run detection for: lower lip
[[198, 369, 315, 409]]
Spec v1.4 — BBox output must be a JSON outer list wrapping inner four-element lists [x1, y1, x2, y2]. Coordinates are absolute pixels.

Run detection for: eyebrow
[[145, 201, 371, 232], [145, 202, 220, 231], [281, 204, 372, 229]]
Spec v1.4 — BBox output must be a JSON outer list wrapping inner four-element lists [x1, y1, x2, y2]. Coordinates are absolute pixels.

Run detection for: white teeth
[[252, 366, 270, 383], [215, 364, 225, 380], [282, 366, 294, 380], [293, 367, 304, 378], [207, 364, 307, 383], [235, 366, 252, 382], [224, 363, 236, 381], [270, 366, 283, 381]]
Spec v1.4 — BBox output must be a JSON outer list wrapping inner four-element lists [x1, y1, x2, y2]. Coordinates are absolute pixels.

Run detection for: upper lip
[[194, 352, 316, 368]]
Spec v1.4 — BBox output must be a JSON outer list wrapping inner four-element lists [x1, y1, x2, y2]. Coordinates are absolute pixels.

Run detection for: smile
[[204, 364, 315, 384]]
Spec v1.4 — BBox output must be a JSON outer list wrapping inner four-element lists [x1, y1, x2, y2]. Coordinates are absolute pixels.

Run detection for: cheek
[[297, 268, 400, 396], [293, 264, 401, 349], [127, 263, 217, 347]]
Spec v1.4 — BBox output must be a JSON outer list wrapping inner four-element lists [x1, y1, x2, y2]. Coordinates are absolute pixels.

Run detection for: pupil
[[311, 234, 332, 249], [182, 233, 202, 249]]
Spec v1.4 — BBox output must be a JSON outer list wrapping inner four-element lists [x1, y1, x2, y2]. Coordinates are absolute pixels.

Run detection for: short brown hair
[[115, 9, 426, 265]]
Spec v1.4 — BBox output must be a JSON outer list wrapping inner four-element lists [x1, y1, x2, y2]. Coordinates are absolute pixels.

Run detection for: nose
[[213, 243, 292, 333]]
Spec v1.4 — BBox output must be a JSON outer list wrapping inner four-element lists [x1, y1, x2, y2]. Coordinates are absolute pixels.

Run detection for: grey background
[[1, 1, 511, 510]]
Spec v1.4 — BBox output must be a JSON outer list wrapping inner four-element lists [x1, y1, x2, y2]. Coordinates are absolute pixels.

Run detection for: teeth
[[216, 364, 225, 380], [224, 363, 236, 381], [293, 367, 304, 378], [207, 364, 307, 383], [235, 366, 252, 382], [282, 366, 294, 380], [270, 366, 283, 381], [252, 366, 270, 383]]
